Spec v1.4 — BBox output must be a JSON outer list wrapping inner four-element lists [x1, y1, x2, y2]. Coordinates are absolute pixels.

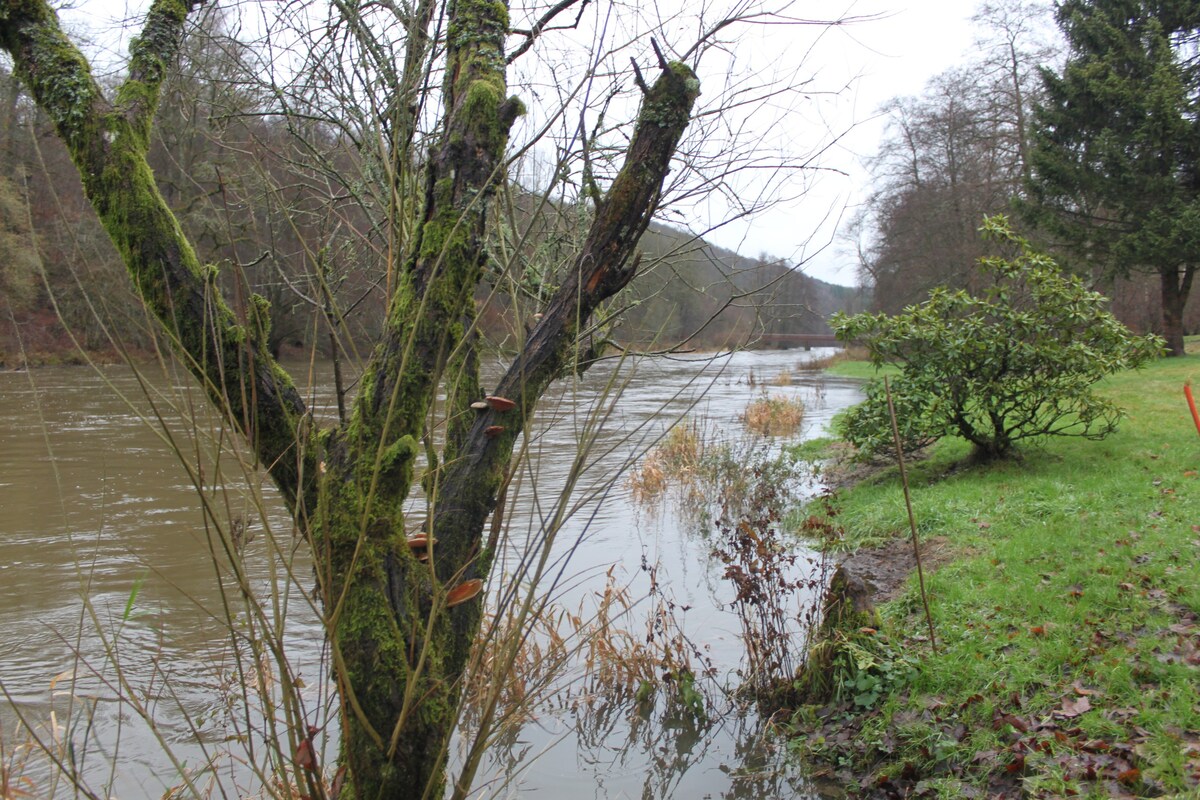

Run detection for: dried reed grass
[[460, 566, 710, 736], [0, 722, 39, 800], [741, 394, 805, 437], [628, 421, 706, 502], [743, 367, 797, 387], [628, 418, 808, 521]]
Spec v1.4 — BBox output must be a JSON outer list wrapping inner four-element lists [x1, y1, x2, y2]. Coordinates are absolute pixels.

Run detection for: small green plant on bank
[[786, 436, 837, 462], [790, 353, 1200, 797], [831, 632, 920, 710], [832, 216, 1164, 461]]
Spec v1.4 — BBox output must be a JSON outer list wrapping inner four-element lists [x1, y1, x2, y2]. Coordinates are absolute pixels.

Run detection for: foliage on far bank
[[832, 217, 1164, 461], [789, 352, 1200, 798]]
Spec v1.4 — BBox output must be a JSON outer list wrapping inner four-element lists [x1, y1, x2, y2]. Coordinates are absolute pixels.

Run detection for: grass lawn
[[790, 351, 1200, 798], [823, 358, 898, 381]]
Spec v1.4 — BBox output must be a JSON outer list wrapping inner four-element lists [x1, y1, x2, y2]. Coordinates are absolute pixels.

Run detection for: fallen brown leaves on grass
[[797, 686, 1186, 798], [794, 607, 1200, 798]]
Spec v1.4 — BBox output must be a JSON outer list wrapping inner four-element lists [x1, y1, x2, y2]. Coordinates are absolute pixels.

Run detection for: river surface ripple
[[0, 349, 862, 799]]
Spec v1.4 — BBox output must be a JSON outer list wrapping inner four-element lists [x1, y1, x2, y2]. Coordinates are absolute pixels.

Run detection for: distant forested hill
[[615, 223, 867, 350], [0, 61, 863, 365]]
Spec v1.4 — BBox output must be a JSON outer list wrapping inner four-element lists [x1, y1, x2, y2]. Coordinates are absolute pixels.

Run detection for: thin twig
[[506, 0, 590, 64], [884, 376, 937, 654]]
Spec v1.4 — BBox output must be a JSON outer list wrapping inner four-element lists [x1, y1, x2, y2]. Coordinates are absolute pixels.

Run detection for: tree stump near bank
[[793, 564, 883, 704]]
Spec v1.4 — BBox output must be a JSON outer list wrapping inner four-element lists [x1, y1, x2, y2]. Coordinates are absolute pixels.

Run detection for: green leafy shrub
[[832, 217, 1164, 461]]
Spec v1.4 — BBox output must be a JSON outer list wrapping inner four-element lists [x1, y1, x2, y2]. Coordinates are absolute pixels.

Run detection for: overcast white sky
[[691, 1, 989, 286], [59, 0, 999, 287]]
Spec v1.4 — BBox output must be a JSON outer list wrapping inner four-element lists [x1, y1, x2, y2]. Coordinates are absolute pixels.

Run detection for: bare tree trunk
[[1160, 264, 1194, 357]]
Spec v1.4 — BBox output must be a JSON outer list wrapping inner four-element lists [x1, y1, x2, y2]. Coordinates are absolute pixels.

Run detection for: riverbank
[[789, 351, 1200, 798]]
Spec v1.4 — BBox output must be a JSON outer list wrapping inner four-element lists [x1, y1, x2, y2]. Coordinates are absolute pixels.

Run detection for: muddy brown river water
[[0, 349, 862, 798]]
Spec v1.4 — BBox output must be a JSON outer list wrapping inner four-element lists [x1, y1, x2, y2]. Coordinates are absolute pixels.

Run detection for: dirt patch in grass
[[839, 536, 957, 603]]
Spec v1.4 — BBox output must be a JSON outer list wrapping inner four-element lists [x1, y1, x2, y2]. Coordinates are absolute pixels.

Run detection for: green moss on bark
[[4, 2, 703, 798]]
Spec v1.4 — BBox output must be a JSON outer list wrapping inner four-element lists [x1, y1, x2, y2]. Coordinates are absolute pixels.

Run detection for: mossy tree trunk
[[0, 0, 699, 796]]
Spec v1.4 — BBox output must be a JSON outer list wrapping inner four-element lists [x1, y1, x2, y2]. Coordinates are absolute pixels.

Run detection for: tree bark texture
[[1159, 265, 1194, 357], [0, 0, 699, 796]]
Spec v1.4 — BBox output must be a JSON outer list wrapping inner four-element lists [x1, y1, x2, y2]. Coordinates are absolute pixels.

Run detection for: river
[[0, 348, 862, 798]]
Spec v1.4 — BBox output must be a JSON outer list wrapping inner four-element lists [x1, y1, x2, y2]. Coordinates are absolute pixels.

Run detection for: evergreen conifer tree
[[1025, 0, 1200, 355]]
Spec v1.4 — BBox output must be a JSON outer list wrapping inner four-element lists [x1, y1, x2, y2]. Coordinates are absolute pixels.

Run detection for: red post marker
[[1186, 383, 1200, 437]]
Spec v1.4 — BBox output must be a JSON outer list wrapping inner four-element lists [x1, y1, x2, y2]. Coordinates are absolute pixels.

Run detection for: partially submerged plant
[[712, 478, 836, 711], [627, 419, 712, 504], [629, 417, 806, 517], [741, 393, 805, 437], [458, 564, 713, 737]]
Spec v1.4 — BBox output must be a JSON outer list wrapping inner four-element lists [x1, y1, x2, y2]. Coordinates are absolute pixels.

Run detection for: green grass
[[824, 358, 899, 380], [786, 435, 838, 461], [793, 354, 1200, 797]]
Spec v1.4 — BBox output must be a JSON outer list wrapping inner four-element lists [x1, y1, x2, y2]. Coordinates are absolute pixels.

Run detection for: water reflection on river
[[0, 349, 861, 798]]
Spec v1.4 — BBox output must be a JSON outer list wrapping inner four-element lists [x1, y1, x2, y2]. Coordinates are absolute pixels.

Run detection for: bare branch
[[650, 36, 668, 70], [430, 58, 702, 588], [630, 57, 649, 94], [507, 0, 589, 64]]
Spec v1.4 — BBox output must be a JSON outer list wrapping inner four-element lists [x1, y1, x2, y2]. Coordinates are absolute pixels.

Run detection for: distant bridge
[[756, 333, 842, 349]]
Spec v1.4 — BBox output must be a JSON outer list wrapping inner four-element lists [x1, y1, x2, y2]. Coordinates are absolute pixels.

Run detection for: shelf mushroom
[[407, 534, 436, 562], [485, 395, 516, 412], [446, 578, 483, 608]]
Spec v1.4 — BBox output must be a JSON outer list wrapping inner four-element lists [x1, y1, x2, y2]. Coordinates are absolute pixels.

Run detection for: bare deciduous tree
[[849, 0, 1055, 312]]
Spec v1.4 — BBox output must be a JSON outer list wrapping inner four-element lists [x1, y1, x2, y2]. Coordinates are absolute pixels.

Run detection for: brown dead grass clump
[[741, 394, 805, 437], [461, 567, 708, 731], [628, 421, 706, 502]]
